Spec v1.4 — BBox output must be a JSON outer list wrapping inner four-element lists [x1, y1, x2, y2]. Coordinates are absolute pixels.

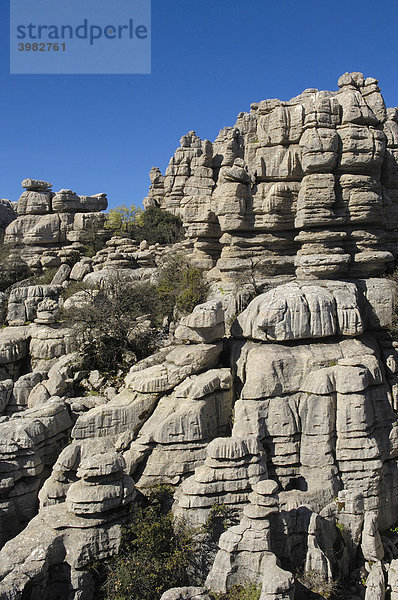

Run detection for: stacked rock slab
[[6, 284, 61, 325], [145, 72, 398, 282], [91, 236, 162, 271], [129, 367, 233, 489], [32, 301, 230, 535], [175, 437, 268, 525], [171, 276, 398, 596], [0, 451, 135, 600], [4, 179, 108, 269], [0, 398, 73, 546], [125, 301, 231, 488], [0, 198, 17, 242], [228, 282, 398, 529], [205, 479, 295, 600], [0, 325, 30, 380]]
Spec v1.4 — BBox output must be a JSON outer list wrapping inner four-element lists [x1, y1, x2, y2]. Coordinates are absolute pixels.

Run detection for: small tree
[[81, 219, 110, 257], [157, 252, 209, 318], [105, 204, 143, 236], [105, 204, 184, 245], [132, 206, 184, 245], [62, 255, 208, 372], [62, 275, 161, 372], [94, 487, 197, 600]]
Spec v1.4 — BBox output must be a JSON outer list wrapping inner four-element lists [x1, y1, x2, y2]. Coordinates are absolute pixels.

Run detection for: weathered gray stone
[[160, 588, 210, 600], [0, 398, 73, 545], [7, 285, 60, 325], [22, 179, 52, 191]]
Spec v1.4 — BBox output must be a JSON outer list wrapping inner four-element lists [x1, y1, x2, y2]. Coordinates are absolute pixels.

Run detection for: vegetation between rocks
[[296, 569, 342, 600], [62, 252, 208, 373], [93, 488, 258, 600], [105, 204, 184, 245], [209, 583, 262, 600], [93, 485, 196, 600]]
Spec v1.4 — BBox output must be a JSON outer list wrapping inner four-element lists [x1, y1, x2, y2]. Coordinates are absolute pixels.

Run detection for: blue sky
[[1, 0, 398, 209]]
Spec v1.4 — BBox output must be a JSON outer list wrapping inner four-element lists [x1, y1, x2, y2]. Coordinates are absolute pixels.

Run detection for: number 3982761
[[18, 43, 66, 51]]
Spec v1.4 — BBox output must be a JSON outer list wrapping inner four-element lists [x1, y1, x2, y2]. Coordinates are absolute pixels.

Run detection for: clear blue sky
[[1, 0, 398, 209]]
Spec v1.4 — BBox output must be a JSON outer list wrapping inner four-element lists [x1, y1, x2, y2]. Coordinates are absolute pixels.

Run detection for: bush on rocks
[[209, 584, 262, 600], [105, 204, 184, 245], [62, 253, 208, 372], [157, 252, 209, 318], [105, 203, 143, 237], [95, 487, 196, 600], [133, 206, 184, 245], [0, 243, 32, 291], [62, 275, 161, 372]]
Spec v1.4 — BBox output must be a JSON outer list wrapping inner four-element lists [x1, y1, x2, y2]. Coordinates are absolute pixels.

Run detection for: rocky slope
[[0, 72, 398, 600]]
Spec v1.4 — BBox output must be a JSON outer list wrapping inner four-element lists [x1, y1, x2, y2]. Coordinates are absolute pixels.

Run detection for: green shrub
[[105, 204, 143, 236], [81, 220, 110, 257], [61, 280, 88, 300], [62, 255, 208, 371], [25, 267, 59, 286], [157, 252, 209, 318], [203, 504, 236, 539], [105, 205, 184, 246], [95, 489, 196, 600], [62, 275, 161, 372], [132, 206, 184, 245], [0, 244, 32, 292], [210, 582, 262, 600], [336, 522, 344, 534], [296, 570, 341, 599]]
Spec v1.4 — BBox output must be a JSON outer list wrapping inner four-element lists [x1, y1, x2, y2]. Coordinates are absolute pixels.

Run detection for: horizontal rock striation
[[0, 398, 73, 546], [4, 179, 108, 270], [3, 72, 398, 600], [145, 72, 398, 283]]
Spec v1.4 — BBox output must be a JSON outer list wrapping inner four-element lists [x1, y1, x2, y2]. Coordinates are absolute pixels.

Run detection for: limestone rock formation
[[0, 450, 134, 600], [145, 72, 398, 284], [0, 199, 17, 242], [0, 398, 73, 545], [4, 179, 108, 270], [2, 72, 398, 600]]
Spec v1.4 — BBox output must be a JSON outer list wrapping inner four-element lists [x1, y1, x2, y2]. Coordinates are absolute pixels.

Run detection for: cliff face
[[3, 178, 108, 269], [1, 73, 398, 600], [145, 71, 398, 284]]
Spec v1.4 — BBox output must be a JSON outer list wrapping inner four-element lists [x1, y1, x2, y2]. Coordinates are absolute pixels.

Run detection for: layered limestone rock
[[170, 276, 398, 597], [0, 398, 73, 546], [128, 367, 233, 489], [29, 322, 74, 371], [3, 73, 398, 600], [36, 319, 229, 521], [206, 480, 294, 599], [0, 325, 31, 380], [0, 198, 17, 242], [4, 179, 108, 269], [175, 437, 268, 525], [0, 451, 135, 600], [6, 284, 61, 326], [90, 235, 163, 272], [231, 314, 398, 526], [145, 72, 398, 283], [175, 300, 226, 343]]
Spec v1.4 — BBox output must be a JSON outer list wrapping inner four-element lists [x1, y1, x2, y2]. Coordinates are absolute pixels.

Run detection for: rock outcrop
[[145, 72, 397, 285], [2, 72, 398, 600], [4, 179, 108, 270]]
